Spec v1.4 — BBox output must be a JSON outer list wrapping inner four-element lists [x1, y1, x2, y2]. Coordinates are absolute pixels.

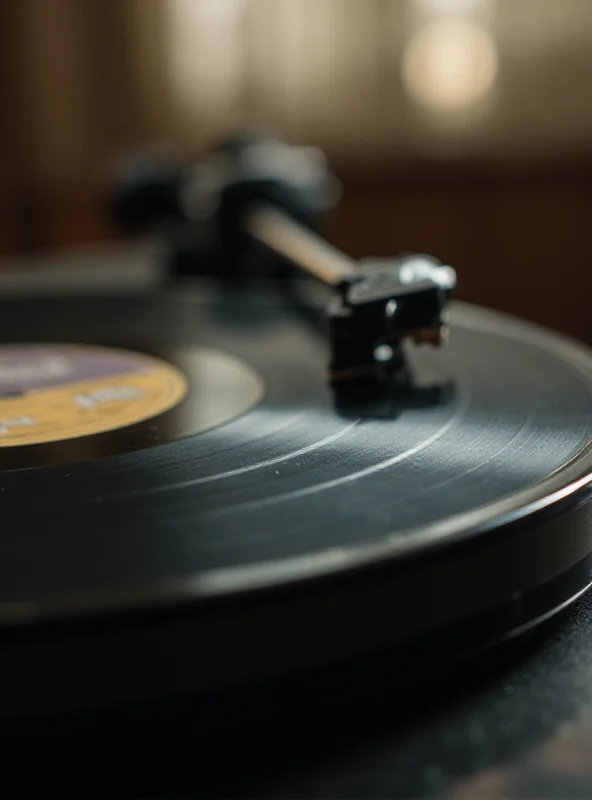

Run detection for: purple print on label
[[0, 345, 150, 396]]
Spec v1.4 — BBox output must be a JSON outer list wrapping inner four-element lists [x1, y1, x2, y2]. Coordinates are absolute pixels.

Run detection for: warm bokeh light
[[401, 18, 498, 113], [167, 0, 246, 125], [411, 0, 489, 13]]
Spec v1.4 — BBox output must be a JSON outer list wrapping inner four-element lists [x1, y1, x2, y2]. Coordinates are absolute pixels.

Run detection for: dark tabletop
[[219, 591, 592, 799], [0, 590, 590, 797]]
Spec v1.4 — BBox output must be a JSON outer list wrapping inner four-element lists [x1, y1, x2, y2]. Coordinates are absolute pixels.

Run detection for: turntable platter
[[0, 287, 591, 716]]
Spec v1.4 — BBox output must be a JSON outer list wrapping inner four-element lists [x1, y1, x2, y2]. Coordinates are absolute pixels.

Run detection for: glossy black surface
[[0, 287, 592, 721], [0, 289, 591, 606]]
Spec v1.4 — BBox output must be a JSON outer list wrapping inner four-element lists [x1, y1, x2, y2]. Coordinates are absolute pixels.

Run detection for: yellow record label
[[0, 344, 188, 447]]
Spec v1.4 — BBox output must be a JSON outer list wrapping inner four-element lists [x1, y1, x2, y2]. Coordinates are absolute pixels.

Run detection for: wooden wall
[[331, 165, 592, 344]]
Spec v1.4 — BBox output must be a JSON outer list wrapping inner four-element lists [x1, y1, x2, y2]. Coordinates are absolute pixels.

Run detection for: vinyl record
[[0, 284, 591, 718]]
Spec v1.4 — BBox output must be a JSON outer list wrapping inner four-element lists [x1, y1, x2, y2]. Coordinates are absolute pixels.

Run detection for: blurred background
[[1, 0, 592, 341]]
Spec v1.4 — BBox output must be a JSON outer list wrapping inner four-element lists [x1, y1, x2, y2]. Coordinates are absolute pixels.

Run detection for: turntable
[[2, 134, 592, 796]]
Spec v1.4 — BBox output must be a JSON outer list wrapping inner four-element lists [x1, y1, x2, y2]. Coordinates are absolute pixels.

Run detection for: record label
[[0, 344, 188, 446]]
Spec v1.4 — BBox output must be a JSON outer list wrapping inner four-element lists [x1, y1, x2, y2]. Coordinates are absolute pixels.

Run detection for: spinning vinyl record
[[0, 285, 591, 718]]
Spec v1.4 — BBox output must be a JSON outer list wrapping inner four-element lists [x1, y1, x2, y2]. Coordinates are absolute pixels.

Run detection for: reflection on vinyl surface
[[0, 288, 591, 603]]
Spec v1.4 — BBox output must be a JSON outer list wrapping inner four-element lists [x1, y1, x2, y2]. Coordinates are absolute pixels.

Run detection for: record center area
[[0, 340, 264, 466]]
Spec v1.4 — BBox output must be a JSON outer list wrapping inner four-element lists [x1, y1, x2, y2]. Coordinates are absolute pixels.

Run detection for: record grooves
[[0, 286, 592, 717]]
